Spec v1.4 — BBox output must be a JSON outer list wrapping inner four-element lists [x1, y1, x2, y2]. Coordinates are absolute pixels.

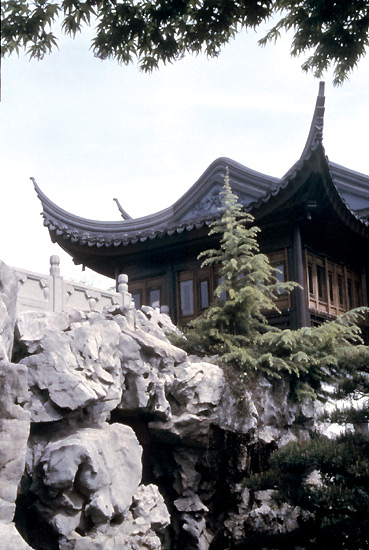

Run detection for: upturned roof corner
[[301, 81, 325, 159]]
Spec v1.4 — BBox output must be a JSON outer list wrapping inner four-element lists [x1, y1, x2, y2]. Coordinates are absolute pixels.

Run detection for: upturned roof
[[33, 82, 369, 252], [32, 158, 279, 249]]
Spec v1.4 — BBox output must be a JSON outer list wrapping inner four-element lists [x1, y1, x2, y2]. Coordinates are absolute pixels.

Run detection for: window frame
[[305, 251, 364, 316], [268, 249, 291, 311], [177, 248, 291, 324], [129, 276, 164, 312]]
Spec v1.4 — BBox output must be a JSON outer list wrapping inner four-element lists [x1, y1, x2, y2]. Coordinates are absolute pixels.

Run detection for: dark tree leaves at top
[[2, 0, 369, 84]]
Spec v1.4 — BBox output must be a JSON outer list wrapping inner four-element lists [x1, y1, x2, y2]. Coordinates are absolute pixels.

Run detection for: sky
[[1, 18, 369, 288]]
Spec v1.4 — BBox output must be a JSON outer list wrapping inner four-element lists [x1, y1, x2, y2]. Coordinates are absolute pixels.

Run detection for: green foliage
[[1, 0, 272, 68], [2, 0, 60, 59], [258, 307, 368, 401], [245, 432, 369, 548], [2, 0, 369, 83], [335, 344, 369, 397], [260, 0, 369, 86], [318, 343, 369, 426], [176, 170, 297, 360], [324, 403, 369, 425], [174, 173, 369, 402]]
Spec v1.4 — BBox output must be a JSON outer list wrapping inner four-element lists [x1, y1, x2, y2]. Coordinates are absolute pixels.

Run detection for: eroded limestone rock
[[26, 423, 142, 539], [136, 306, 181, 340], [0, 522, 33, 550], [0, 361, 31, 549], [149, 361, 225, 445], [0, 261, 18, 361], [245, 489, 307, 535], [55, 484, 170, 550], [15, 309, 87, 354], [21, 315, 123, 423], [0, 362, 30, 521], [2, 282, 319, 550]]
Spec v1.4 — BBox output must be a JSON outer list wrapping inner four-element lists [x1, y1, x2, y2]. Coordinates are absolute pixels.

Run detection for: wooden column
[[114, 265, 120, 292], [164, 265, 177, 323], [292, 224, 309, 328]]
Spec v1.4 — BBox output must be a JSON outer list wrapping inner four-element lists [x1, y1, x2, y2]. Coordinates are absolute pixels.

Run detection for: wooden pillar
[[292, 224, 309, 328], [114, 265, 120, 292], [164, 265, 177, 323]]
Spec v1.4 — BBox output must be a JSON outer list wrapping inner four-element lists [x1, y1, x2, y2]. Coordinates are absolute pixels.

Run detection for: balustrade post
[[117, 274, 133, 309], [49, 255, 64, 312]]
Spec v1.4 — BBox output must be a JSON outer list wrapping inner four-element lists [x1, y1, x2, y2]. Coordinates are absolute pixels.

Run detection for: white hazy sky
[[1, 19, 369, 287]]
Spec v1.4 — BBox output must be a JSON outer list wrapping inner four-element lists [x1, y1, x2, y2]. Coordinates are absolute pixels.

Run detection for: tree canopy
[[2, 0, 369, 84]]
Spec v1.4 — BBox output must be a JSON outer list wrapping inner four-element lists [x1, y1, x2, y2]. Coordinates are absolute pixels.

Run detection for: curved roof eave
[[32, 178, 174, 232], [279, 81, 325, 185], [247, 145, 369, 238], [246, 144, 325, 215], [32, 178, 218, 247], [324, 176, 369, 237], [32, 156, 280, 248]]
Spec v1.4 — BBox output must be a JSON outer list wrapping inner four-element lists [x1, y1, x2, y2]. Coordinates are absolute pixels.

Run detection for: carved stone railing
[[13, 256, 132, 314]]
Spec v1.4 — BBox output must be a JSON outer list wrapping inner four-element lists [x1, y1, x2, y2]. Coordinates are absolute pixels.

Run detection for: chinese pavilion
[[33, 83, 369, 328]]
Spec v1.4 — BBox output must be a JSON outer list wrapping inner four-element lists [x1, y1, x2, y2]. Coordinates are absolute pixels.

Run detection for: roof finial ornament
[[113, 198, 132, 220]]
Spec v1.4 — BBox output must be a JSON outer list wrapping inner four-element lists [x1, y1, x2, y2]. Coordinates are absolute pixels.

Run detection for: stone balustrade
[[12, 256, 131, 314]]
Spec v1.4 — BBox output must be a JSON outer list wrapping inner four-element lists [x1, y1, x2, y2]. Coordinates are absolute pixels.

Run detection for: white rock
[[170, 361, 225, 413], [21, 318, 123, 422], [173, 449, 201, 494], [247, 498, 302, 534], [131, 484, 170, 533], [59, 484, 169, 550], [0, 261, 18, 361], [137, 306, 181, 340], [174, 494, 208, 513], [28, 424, 142, 537], [119, 359, 171, 419], [0, 362, 30, 522], [0, 522, 33, 550], [122, 326, 187, 365], [305, 469, 322, 488], [15, 310, 86, 353]]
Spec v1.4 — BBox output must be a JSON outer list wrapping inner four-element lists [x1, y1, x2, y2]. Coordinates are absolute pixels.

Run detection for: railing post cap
[[50, 255, 61, 275], [50, 255, 60, 265]]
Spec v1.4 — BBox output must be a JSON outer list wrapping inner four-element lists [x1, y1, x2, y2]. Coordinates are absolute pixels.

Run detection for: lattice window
[[306, 251, 365, 316]]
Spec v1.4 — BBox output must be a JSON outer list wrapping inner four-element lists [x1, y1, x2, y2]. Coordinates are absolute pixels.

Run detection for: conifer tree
[[179, 168, 297, 365], [175, 170, 369, 402]]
